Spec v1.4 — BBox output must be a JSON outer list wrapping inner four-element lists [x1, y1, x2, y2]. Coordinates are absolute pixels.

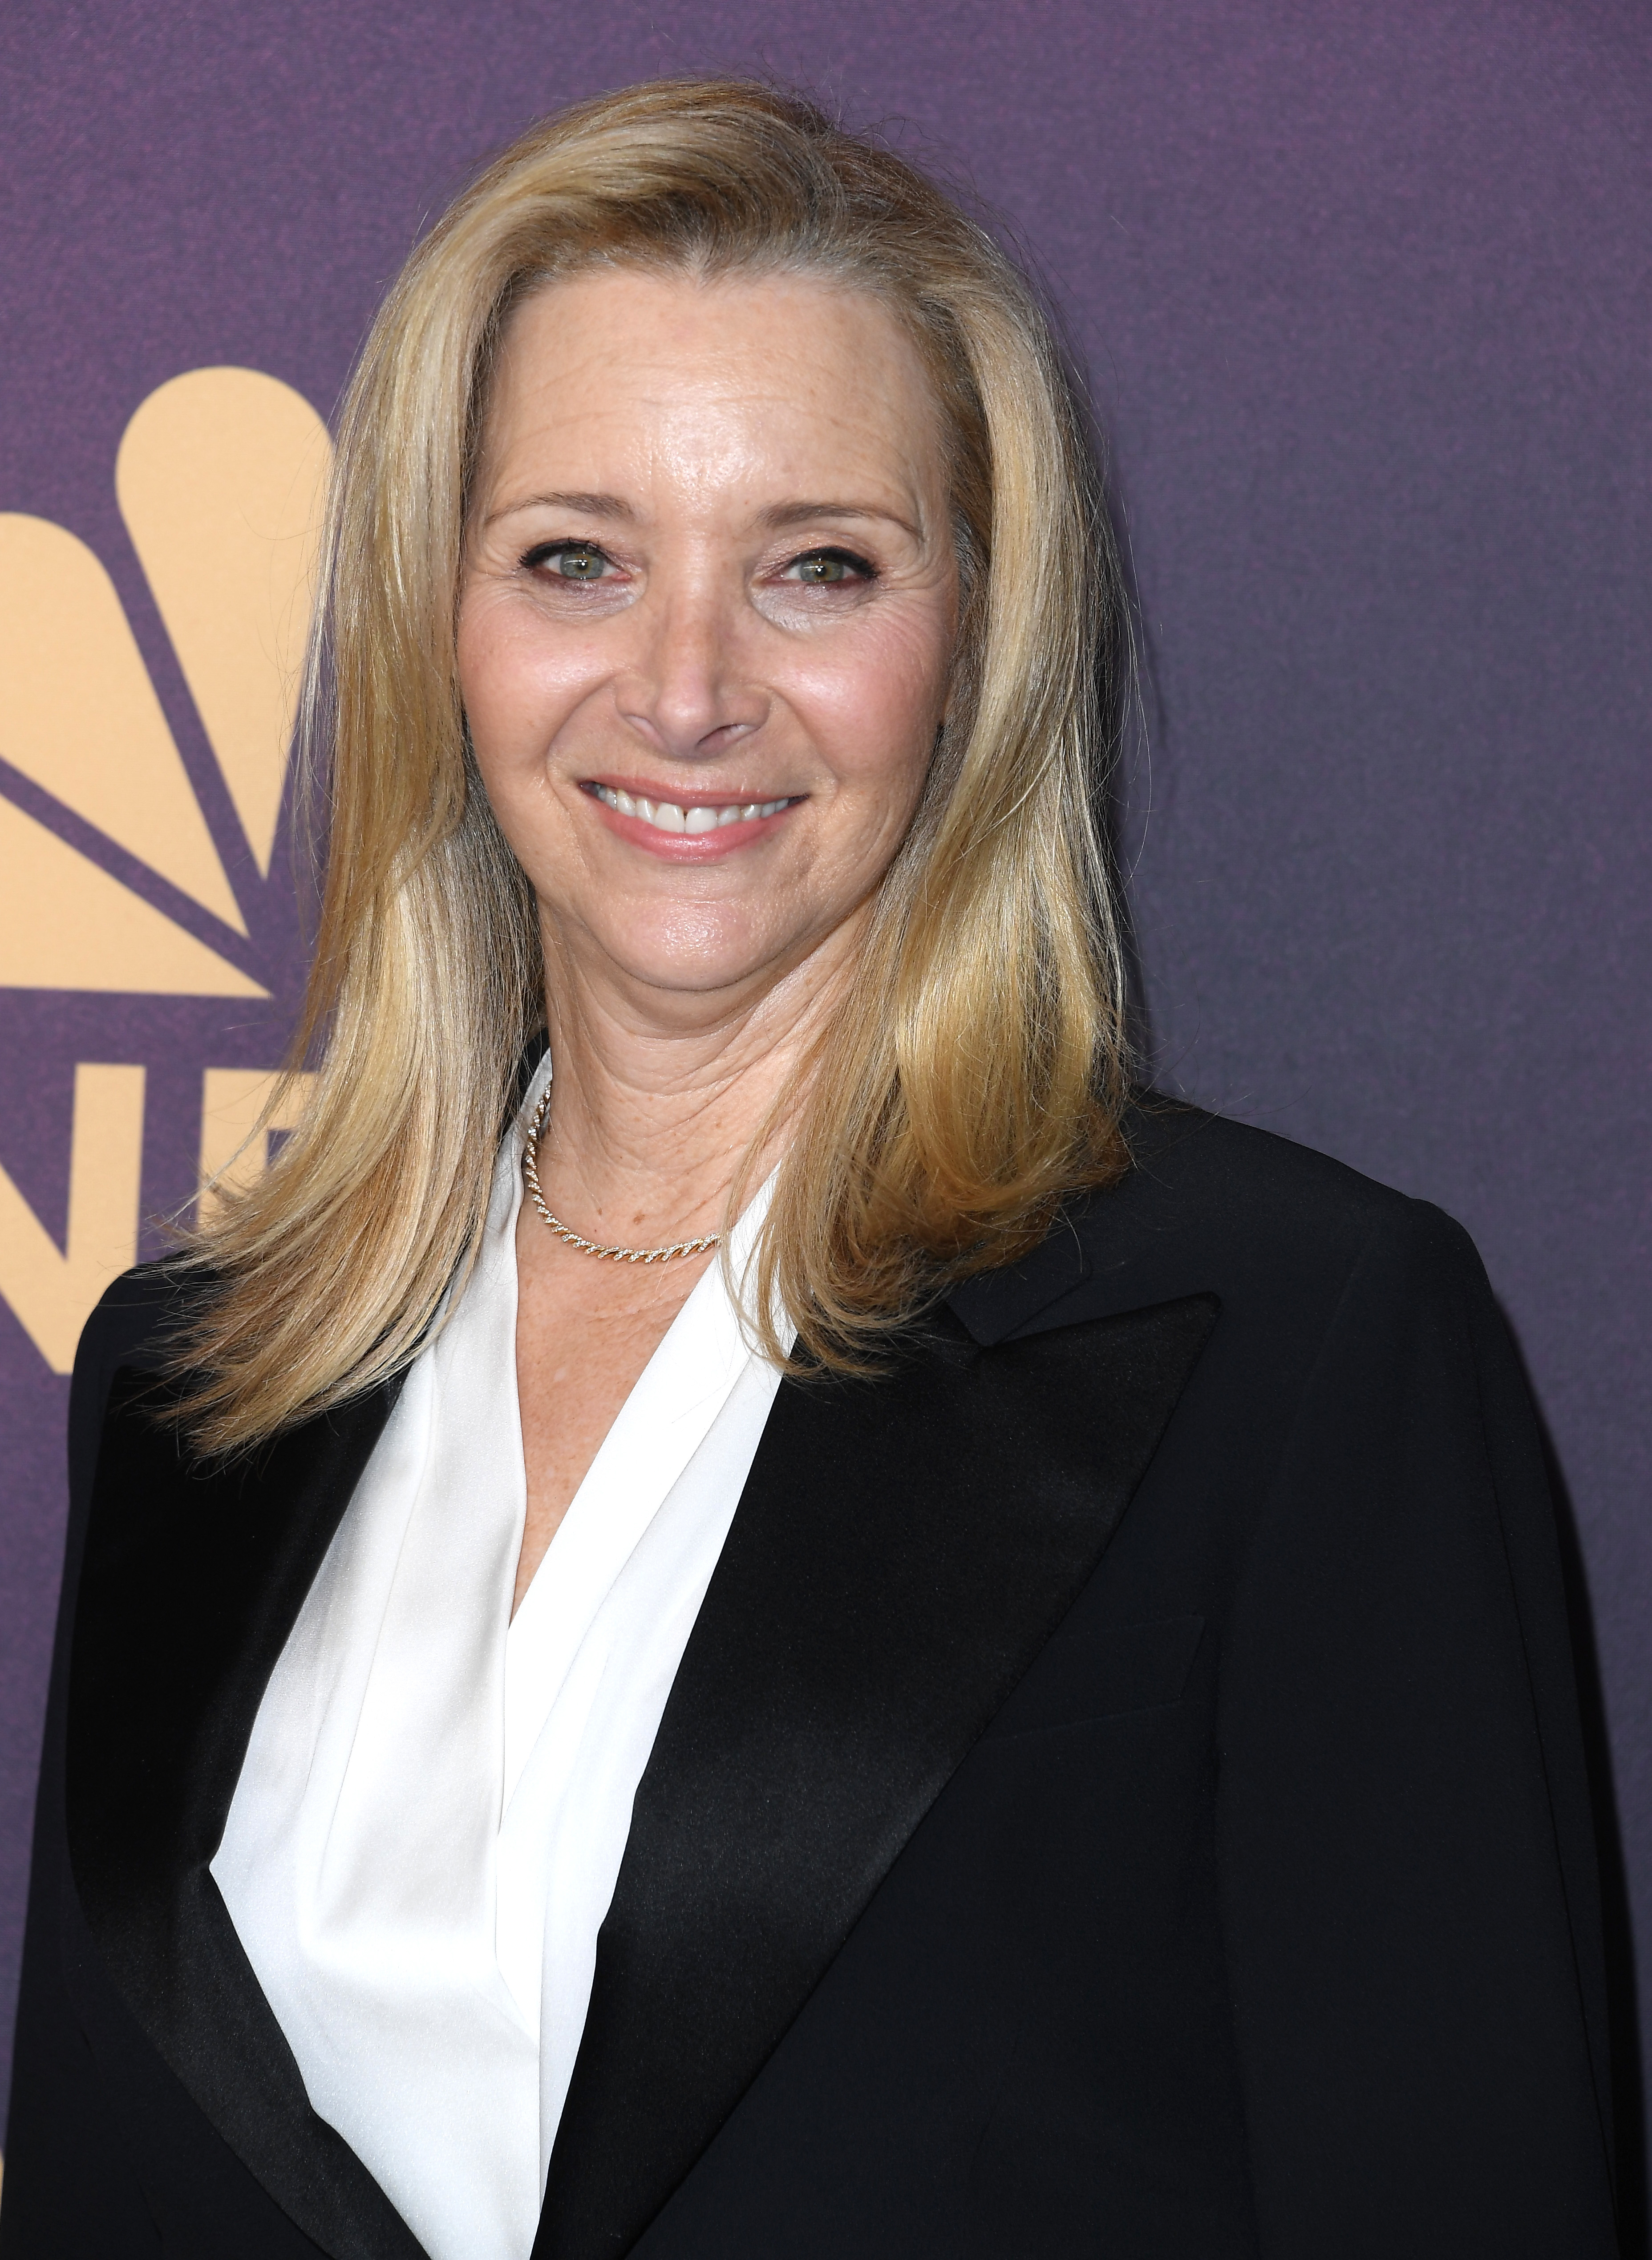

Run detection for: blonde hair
[[175, 76, 1134, 1452]]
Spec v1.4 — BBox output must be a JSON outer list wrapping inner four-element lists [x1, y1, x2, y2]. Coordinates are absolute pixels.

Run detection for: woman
[[2, 77, 1619, 2260]]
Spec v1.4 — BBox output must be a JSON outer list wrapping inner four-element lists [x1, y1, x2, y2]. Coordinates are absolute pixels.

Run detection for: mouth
[[586, 782, 798, 834], [580, 778, 804, 859]]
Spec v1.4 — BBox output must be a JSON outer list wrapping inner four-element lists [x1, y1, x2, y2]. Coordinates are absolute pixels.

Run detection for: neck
[[532, 921, 859, 1245]]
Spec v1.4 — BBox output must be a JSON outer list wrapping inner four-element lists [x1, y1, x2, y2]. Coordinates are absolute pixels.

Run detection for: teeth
[[592, 785, 792, 833]]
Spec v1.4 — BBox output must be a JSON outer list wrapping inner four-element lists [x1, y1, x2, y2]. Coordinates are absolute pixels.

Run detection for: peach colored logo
[[0, 369, 328, 1369]]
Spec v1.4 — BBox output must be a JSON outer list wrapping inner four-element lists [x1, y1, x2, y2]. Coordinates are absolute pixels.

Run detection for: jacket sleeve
[[1215, 1198, 1618, 2256], [0, 1273, 182, 2256]]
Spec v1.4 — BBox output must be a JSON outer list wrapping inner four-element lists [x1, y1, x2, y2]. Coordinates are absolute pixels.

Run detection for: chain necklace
[[521, 1085, 722, 1264]]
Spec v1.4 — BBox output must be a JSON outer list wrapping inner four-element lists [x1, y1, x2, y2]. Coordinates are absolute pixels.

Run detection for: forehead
[[478, 265, 946, 498]]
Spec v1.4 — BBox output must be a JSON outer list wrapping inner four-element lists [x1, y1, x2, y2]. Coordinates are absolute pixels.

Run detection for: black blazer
[[1, 1101, 1620, 2259]]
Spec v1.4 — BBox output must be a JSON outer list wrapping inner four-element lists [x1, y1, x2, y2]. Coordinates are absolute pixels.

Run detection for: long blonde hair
[[175, 76, 1134, 1453]]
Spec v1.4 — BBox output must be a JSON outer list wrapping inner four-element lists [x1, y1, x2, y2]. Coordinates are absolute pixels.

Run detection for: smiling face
[[458, 265, 959, 1019]]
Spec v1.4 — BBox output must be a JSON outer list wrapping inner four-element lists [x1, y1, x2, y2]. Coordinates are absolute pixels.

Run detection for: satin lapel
[[536, 1291, 1219, 2260], [65, 1367, 430, 2260]]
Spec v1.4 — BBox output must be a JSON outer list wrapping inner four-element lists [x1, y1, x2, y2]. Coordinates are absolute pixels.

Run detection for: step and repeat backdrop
[[3, 0, 1649, 2173]]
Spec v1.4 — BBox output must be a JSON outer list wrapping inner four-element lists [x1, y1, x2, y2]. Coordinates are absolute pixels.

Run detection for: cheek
[[454, 589, 511, 726], [455, 590, 596, 767], [787, 612, 951, 812]]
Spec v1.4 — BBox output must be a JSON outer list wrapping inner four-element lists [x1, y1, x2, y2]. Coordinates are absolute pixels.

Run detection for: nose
[[614, 576, 767, 762]]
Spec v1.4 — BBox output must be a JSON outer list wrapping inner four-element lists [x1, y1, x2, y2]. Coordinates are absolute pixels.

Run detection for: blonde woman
[[4, 79, 1616, 2260]]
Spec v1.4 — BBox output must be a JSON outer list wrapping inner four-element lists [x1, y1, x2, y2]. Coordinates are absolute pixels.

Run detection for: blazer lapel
[[65, 1365, 429, 2260], [536, 1289, 1219, 2260]]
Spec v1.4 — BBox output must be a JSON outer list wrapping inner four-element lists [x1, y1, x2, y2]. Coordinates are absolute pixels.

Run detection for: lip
[[579, 776, 804, 862]]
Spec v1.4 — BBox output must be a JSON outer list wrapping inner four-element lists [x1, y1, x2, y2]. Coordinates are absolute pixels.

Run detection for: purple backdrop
[[3, 0, 1649, 2206]]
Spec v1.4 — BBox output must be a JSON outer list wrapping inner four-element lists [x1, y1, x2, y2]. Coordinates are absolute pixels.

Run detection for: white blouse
[[211, 1054, 786, 2260]]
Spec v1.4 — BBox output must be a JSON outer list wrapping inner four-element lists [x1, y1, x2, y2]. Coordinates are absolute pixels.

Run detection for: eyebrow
[[484, 491, 637, 527], [757, 500, 923, 542], [484, 492, 921, 542]]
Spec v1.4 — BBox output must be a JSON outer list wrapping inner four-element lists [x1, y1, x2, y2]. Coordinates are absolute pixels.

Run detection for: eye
[[783, 546, 875, 586], [522, 541, 612, 582]]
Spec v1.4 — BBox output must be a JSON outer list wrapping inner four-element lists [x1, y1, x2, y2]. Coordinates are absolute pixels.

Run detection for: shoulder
[[75, 1258, 205, 1385], [952, 1097, 1483, 1347], [1108, 1096, 1479, 1289], [1122, 1096, 1406, 1229], [69, 1261, 212, 1495]]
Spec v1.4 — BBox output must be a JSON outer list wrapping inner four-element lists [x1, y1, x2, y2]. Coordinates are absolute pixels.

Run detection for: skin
[[458, 264, 959, 1613]]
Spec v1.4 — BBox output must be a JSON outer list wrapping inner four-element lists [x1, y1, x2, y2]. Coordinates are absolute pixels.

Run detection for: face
[[458, 266, 958, 1015]]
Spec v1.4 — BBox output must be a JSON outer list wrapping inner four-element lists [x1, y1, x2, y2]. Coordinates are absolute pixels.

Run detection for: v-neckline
[[501, 1150, 781, 1808]]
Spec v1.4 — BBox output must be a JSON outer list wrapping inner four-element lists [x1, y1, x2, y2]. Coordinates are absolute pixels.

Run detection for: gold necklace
[[521, 1085, 722, 1264]]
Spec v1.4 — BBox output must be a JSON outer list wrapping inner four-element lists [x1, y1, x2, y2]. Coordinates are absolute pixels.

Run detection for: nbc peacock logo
[[0, 369, 328, 1372]]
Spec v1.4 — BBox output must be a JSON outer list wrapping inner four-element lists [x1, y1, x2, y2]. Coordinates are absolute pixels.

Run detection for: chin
[[591, 909, 795, 997]]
